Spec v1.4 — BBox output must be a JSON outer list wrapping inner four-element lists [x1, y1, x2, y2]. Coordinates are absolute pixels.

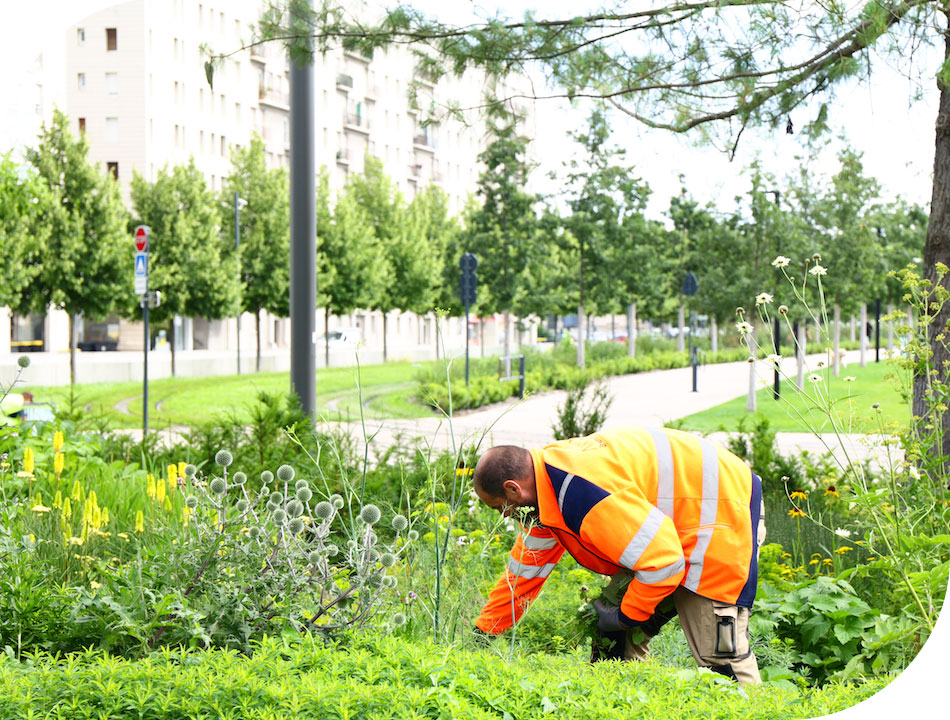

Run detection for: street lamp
[[234, 192, 248, 374], [765, 189, 781, 400]]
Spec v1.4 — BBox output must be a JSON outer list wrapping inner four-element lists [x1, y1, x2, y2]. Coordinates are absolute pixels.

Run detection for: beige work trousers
[[622, 586, 762, 686]]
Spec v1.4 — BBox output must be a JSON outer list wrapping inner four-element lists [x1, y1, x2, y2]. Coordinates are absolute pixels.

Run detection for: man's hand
[[472, 626, 494, 647], [592, 599, 627, 633]]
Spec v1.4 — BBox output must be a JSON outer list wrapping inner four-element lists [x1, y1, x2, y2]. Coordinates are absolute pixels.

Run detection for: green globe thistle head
[[407, 530, 419, 542], [276, 464, 295, 482], [214, 450, 233, 467], [232, 471, 247, 485], [383, 576, 397, 588], [16, 355, 30, 369], [209, 477, 227, 495], [265, 501, 278, 513], [296, 487, 313, 503], [359, 504, 381, 526], [185, 495, 199, 509], [259, 485, 270, 497], [236, 499, 249, 514], [391, 514, 408, 532], [314, 501, 333, 520], [307, 550, 322, 564], [288, 517, 304, 534], [346, 539, 357, 550], [248, 526, 261, 540], [289, 500, 305, 517], [367, 573, 383, 588], [393, 612, 407, 627], [260, 470, 274, 484], [326, 544, 339, 557], [272, 509, 287, 524], [269, 491, 283, 505], [380, 552, 396, 568], [184, 464, 197, 478], [295, 479, 309, 491], [330, 494, 344, 509]]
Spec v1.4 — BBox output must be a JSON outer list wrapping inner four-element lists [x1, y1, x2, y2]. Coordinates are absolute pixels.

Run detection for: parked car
[[316, 328, 361, 348]]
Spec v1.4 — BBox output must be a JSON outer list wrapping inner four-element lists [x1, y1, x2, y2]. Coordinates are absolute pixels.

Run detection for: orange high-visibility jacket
[[475, 427, 764, 634]]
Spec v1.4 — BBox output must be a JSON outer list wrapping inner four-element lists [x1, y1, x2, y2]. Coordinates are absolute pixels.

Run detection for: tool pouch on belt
[[711, 601, 748, 658]]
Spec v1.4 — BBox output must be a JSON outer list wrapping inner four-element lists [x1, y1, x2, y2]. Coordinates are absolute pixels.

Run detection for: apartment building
[[2, 0, 537, 370]]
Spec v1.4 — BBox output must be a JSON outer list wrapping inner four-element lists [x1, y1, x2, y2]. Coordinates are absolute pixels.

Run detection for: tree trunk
[[627, 302, 636, 358], [710, 316, 718, 354], [849, 313, 856, 342], [796, 322, 807, 390], [887, 303, 895, 351], [746, 318, 757, 413], [255, 310, 262, 373], [859, 302, 868, 367], [577, 302, 586, 368], [68, 313, 77, 386], [611, 314, 616, 341], [504, 310, 511, 376], [677, 302, 685, 352], [383, 312, 388, 363], [170, 322, 176, 377], [833, 303, 841, 377], [916, 23, 950, 462], [324, 308, 330, 367]]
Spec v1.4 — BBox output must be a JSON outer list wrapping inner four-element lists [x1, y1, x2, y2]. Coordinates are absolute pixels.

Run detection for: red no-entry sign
[[134, 225, 149, 252]]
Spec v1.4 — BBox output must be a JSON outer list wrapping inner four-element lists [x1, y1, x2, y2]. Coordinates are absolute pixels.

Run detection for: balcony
[[336, 149, 350, 165], [343, 112, 370, 134], [250, 44, 267, 64], [407, 163, 423, 183], [259, 85, 289, 110], [336, 73, 353, 91], [413, 133, 436, 152], [344, 49, 371, 64]]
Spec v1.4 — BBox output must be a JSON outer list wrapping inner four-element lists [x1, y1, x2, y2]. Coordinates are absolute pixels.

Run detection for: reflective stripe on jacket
[[475, 426, 763, 634]]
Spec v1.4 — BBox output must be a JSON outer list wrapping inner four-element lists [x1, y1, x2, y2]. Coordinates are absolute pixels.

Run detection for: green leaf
[[540, 696, 557, 714]]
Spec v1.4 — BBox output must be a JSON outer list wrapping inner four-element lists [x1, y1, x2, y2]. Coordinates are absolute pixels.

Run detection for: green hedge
[[1, 634, 889, 719]]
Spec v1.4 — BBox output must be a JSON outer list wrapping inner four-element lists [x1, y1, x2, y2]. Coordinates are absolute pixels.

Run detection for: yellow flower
[[809, 558, 820, 566], [71, 480, 83, 502], [101, 507, 109, 525], [156, 478, 166, 505], [178, 461, 186, 480], [183, 506, 191, 527], [68, 536, 84, 546], [135, 510, 144, 533], [781, 552, 792, 559], [811, 552, 822, 558], [53, 431, 64, 453], [16, 471, 34, 479], [27, 533, 35, 544], [788, 508, 806, 518], [822, 558, 833, 566], [835, 546, 853, 554], [90, 581, 101, 590], [146, 474, 156, 500], [53, 490, 63, 509], [23, 447, 34, 475], [31, 504, 51, 513], [54, 452, 65, 476], [117, 532, 129, 540], [167, 464, 177, 494], [0, 462, 9, 470], [164, 496, 172, 512], [824, 486, 839, 498], [62, 497, 72, 523], [789, 490, 808, 501]]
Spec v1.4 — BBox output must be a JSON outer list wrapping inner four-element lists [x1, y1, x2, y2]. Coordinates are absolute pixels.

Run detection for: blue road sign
[[135, 253, 147, 275]]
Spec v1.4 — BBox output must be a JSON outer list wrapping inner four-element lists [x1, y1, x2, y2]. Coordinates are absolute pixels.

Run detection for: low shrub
[[0, 634, 890, 720]]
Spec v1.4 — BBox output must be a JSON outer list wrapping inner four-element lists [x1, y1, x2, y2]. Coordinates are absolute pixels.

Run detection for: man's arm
[[474, 526, 565, 634], [583, 497, 685, 628]]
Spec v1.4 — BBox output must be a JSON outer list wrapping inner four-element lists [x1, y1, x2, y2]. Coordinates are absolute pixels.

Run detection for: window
[[220, 135, 226, 156], [174, 81, 179, 103], [234, 102, 240, 122], [78, 117, 86, 133], [106, 28, 117, 51], [175, 124, 180, 147], [77, 28, 86, 45], [199, 88, 204, 110], [77, 73, 86, 90], [105, 117, 118, 142], [200, 130, 204, 152], [105, 72, 118, 95], [106, 162, 118, 180]]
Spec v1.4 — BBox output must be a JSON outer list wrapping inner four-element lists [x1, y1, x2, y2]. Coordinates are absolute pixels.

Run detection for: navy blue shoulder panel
[[545, 463, 610, 535], [736, 471, 762, 608]]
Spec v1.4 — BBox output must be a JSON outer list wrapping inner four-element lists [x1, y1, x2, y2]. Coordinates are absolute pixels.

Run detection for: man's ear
[[502, 479, 526, 504]]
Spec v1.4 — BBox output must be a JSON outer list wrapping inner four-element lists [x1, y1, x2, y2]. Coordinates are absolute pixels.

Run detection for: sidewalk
[[343, 350, 895, 467]]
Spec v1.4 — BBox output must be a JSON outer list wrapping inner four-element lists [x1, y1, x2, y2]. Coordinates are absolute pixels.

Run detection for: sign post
[[459, 253, 478, 386], [682, 271, 698, 392], [134, 225, 150, 436]]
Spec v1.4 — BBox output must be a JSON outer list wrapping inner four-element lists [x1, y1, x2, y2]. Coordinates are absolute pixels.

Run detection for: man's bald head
[[473, 445, 533, 498]]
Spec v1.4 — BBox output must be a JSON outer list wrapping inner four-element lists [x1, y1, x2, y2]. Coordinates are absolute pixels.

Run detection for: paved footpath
[[342, 350, 895, 467]]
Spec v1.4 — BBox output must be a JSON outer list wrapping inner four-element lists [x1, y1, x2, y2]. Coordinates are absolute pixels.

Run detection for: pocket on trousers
[[712, 602, 738, 657]]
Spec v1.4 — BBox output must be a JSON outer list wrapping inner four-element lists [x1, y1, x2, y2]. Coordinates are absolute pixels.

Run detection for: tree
[[319, 172, 389, 365], [0, 155, 52, 311], [129, 160, 241, 375], [221, 135, 291, 372], [24, 109, 127, 385], [462, 108, 541, 366], [245, 0, 950, 459]]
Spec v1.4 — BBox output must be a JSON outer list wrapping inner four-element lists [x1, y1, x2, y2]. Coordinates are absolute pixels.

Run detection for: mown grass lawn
[[677, 358, 909, 433], [23, 360, 436, 429]]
